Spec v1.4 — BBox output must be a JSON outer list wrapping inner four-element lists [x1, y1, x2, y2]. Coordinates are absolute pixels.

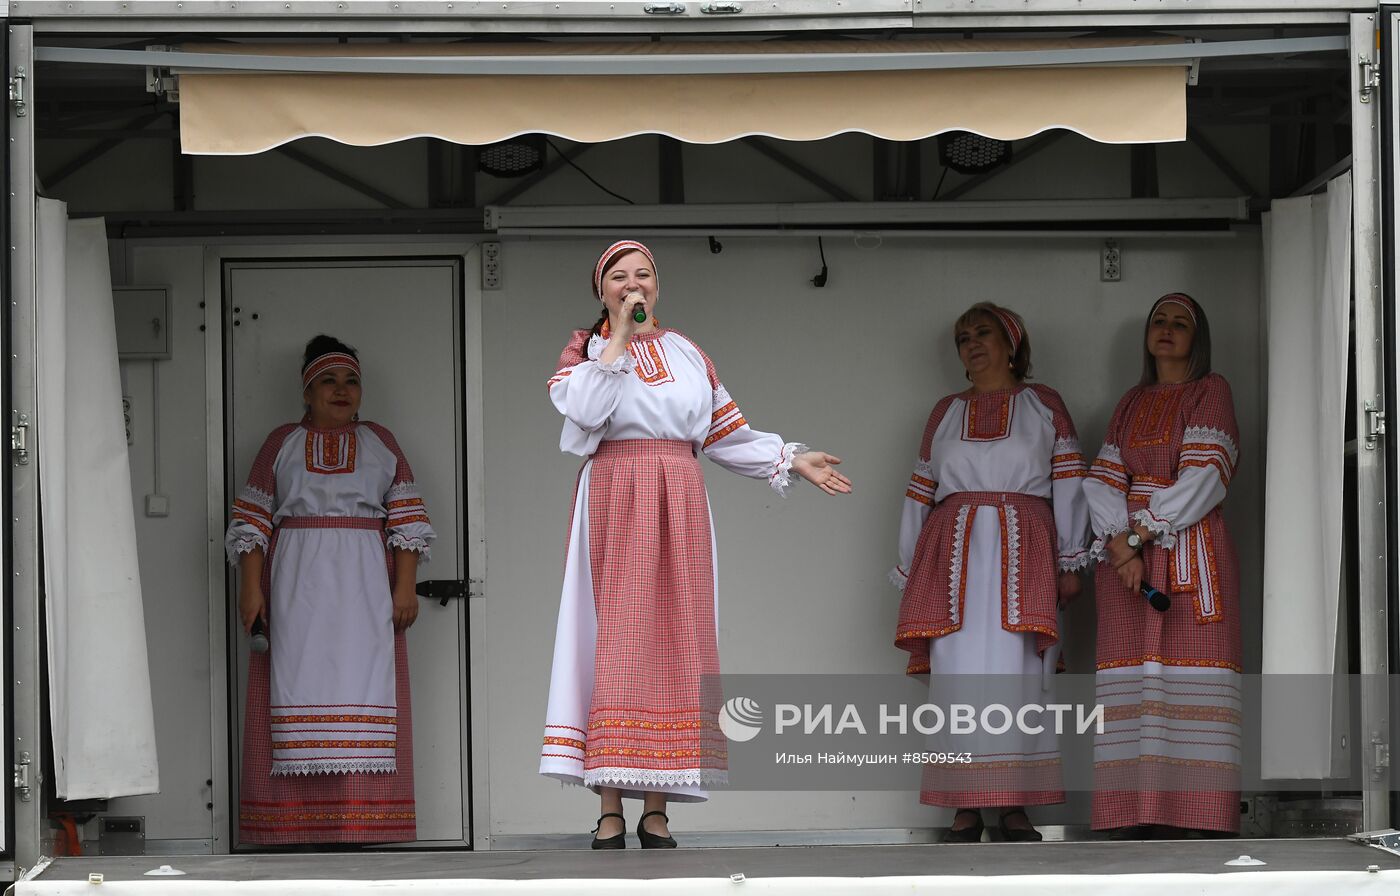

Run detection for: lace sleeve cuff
[[888, 565, 909, 591], [225, 532, 268, 566], [1131, 508, 1178, 549], [1089, 526, 1127, 564], [1058, 549, 1092, 573], [595, 353, 635, 375], [387, 533, 432, 562], [769, 442, 809, 496]]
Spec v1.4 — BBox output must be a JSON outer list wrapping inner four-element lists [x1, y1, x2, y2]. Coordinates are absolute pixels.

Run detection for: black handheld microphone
[[1140, 583, 1171, 613], [250, 617, 269, 653]]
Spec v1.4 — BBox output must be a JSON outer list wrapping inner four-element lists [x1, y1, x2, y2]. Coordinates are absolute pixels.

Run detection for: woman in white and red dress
[[891, 302, 1089, 843], [1083, 292, 1241, 839], [225, 335, 435, 846], [540, 240, 852, 849]]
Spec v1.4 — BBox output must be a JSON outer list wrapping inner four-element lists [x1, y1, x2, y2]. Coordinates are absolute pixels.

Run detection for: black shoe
[[1106, 824, 1153, 841], [637, 810, 677, 849], [590, 812, 626, 850], [997, 808, 1043, 842], [943, 809, 985, 843]]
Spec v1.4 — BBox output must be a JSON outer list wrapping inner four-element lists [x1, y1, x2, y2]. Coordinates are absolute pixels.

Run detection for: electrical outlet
[[482, 241, 503, 290], [1101, 240, 1122, 282], [122, 395, 134, 445]]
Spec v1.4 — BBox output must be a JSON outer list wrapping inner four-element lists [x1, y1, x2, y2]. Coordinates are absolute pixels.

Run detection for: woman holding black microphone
[[1084, 292, 1242, 839]]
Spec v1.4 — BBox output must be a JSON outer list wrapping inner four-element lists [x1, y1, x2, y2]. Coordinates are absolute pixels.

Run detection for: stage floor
[[15, 837, 1400, 894]]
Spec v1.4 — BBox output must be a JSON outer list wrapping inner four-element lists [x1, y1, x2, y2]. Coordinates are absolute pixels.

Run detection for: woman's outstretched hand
[[792, 451, 853, 495]]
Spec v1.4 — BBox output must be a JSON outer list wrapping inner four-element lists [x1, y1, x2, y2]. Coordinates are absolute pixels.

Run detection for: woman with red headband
[[890, 302, 1089, 843], [540, 240, 852, 849], [225, 334, 435, 846], [1084, 293, 1241, 839]]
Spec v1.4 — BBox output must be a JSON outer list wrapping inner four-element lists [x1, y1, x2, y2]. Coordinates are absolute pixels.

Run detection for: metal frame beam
[[32, 36, 1348, 77], [1187, 126, 1263, 197], [273, 144, 411, 209], [743, 138, 857, 204], [40, 108, 169, 189]]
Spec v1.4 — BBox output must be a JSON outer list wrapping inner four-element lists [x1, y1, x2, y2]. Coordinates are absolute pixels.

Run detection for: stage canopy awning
[[167, 38, 1193, 155]]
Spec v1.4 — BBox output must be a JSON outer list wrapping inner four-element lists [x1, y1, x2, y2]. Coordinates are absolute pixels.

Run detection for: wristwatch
[[1125, 531, 1145, 551]]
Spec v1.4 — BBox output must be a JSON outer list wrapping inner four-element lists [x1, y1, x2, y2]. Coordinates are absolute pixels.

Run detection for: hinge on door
[[14, 751, 33, 802], [9, 65, 25, 118], [1360, 53, 1381, 104], [416, 578, 483, 606], [1365, 398, 1387, 450], [11, 411, 30, 465]]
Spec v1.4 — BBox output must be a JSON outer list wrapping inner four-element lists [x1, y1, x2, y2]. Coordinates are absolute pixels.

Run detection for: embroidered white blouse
[[547, 327, 804, 493], [892, 384, 1091, 587]]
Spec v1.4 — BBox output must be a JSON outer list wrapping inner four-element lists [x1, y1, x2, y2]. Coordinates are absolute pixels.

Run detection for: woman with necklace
[[891, 302, 1090, 843]]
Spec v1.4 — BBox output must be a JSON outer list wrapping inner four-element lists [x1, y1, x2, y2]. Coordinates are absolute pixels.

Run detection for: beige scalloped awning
[[176, 39, 1188, 155]]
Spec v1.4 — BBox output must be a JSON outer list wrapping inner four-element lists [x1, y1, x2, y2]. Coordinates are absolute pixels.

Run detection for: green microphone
[[629, 293, 648, 324]]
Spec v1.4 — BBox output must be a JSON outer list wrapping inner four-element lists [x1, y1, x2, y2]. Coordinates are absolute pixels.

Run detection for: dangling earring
[[353, 412, 360, 421]]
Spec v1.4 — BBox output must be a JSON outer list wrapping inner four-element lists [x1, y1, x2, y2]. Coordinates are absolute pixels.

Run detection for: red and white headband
[[1151, 293, 1198, 325], [302, 351, 360, 390], [990, 307, 1024, 356], [593, 240, 657, 298]]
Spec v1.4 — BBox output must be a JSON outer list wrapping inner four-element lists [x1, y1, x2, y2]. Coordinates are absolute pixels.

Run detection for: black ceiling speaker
[[478, 135, 546, 177], [937, 131, 1013, 175]]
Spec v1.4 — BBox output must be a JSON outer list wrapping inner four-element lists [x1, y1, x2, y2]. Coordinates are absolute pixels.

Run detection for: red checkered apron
[[239, 519, 416, 845], [896, 491, 1061, 675], [897, 491, 1064, 808], [583, 439, 726, 787]]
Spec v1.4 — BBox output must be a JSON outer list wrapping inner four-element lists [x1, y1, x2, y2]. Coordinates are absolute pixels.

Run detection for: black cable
[[543, 137, 635, 205], [811, 236, 828, 288], [932, 165, 950, 200]]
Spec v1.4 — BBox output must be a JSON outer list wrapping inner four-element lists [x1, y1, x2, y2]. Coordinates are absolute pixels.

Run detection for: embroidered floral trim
[[387, 533, 432, 561], [1131, 508, 1178, 549], [1058, 548, 1093, 572], [386, 481, 419, 502], [888, 565, 909, 591], [226, 533, 269, 565], [1004, 505, 1022, 625], [271, 759, 396, 776], [769, 442, 808, 496], [1089, 524, 1128, 564], [583, 767, 728, 789]]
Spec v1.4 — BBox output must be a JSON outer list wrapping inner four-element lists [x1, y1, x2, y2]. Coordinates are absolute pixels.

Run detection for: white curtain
[[1259, 174, 1351, 779], [36, 200, 159, 799]]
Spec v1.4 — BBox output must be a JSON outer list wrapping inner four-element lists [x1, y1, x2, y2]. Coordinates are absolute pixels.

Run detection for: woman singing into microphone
[[539, 240, 852, 849]]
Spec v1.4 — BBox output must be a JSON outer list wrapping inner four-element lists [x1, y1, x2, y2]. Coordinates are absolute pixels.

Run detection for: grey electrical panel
[[113, 286, 172, 360]]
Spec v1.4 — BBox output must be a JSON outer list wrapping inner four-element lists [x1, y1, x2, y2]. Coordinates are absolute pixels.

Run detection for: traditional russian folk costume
[[891, 384, 1089, 808], [1083, 372, 1241, 833], [540, 327, 804, 801], [225, 419, 435, 844]]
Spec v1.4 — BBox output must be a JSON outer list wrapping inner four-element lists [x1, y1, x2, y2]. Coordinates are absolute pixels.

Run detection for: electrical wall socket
[[1101, 240, 1122, 282], [122, 396, 134, 445], [482, 241, 502, 290]]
